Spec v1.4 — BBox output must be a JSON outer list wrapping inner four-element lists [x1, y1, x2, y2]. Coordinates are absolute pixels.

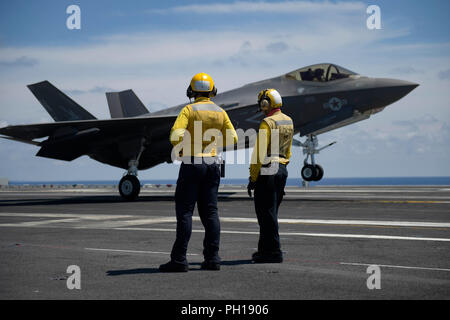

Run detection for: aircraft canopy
[[285, 64, 358, 82]]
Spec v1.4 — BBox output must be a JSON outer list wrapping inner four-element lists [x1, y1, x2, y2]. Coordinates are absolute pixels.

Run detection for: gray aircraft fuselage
[[121, 64, 418, 171]]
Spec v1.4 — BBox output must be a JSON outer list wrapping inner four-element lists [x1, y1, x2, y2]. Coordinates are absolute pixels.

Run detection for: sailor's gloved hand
[[247, 178, 256, 198]]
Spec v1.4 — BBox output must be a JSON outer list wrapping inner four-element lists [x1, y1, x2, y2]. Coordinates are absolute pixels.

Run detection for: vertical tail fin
[[27, 81, 97, 121], [106, 90, 149, 118]]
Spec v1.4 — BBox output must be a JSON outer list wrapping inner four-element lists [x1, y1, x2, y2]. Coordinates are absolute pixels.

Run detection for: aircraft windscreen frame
[[285, 63, 359, 82]]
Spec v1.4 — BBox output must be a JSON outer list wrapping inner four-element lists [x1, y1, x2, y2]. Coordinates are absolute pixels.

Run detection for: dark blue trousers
[[253, 163, 288, 254], [170, 161, 221, 265]]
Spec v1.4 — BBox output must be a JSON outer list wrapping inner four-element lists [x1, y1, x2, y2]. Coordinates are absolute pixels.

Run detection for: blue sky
[[0, 0, 449, 181], [1, 0, 449, 46]]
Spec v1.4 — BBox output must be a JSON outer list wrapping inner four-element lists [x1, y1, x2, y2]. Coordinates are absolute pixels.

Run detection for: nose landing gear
[[297, 134, 335, 182], [301, 163, 324, 182]]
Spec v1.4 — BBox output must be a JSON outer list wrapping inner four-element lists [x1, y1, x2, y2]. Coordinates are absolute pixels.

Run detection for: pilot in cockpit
[[314, 68, 325, 82]]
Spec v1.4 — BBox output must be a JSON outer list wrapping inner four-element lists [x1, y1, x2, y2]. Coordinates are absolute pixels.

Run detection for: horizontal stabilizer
[[0, 135, 40, 146], [28, 81, 97, 122], [106, 90, 149, 118]]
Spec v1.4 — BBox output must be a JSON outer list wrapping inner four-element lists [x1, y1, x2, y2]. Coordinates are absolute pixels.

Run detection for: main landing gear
[[119, 160, 141, 201], [118, 143, 145, 201], [297, 134, 336, 182]]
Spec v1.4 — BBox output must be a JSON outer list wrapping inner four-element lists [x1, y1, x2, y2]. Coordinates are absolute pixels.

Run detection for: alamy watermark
[[366, 265, 381, 290], [366, 5, 381, 30], [66, 5, 81, 30], [66, 265, 81, 290]]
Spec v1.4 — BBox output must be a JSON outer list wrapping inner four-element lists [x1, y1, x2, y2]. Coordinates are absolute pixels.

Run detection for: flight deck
[[0, 185, 449, 299]]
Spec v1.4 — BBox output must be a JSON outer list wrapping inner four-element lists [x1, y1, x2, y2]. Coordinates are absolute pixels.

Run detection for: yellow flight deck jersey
[[170, 97, 238, 158], [250, 110, 294, 182]]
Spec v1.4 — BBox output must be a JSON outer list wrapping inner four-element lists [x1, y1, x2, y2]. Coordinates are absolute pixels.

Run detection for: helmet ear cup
[[186, 85, 194, 99], [209, 86, 217, 98], [259, 98, 270, 111], [258, 89, 268, 111]]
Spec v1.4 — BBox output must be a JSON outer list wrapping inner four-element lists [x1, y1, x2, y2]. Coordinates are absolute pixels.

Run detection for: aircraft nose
[[375, 78, 419, 93], [372, 78, 419, 107]]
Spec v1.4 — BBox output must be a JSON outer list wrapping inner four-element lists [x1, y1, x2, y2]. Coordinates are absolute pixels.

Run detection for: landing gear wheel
[[313, 164, 324, 181], [301, 164, 316, 181], [119, 175, 141, 201]]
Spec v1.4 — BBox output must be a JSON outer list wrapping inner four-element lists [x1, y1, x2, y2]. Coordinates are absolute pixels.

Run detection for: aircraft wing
[[0, 115, 175, 141], [0, 115, 177, 163], [0, 78, 260, 166]]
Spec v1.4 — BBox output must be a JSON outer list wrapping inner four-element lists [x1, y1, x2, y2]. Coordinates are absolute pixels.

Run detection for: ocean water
[[8, 177, 450, 186]]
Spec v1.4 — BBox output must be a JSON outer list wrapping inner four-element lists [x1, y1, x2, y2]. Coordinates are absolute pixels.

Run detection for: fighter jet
[[0, 63, 418, 200]]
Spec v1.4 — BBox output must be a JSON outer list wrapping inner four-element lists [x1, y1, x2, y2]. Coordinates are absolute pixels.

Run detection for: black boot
[[252, 251, 283, 263], [200, 260, 221, 271], [159, 261, 188, 272]]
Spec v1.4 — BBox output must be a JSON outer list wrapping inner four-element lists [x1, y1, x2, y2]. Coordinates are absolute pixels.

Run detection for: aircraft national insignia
[[323, 97, 347, 111]]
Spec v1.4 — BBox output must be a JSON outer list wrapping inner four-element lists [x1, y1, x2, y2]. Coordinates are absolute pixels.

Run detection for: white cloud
[[151, 0, 365, 14], [438, 69, 450, 80], [389, 67, 424, 75], [0, 56, 38, 68], [66, 86, 117, 96], [326, 113, 450, 156]]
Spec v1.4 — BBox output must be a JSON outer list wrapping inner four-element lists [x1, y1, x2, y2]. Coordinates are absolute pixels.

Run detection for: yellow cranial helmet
[[258, 88, 283, 111], [187, 72, 217, 98]]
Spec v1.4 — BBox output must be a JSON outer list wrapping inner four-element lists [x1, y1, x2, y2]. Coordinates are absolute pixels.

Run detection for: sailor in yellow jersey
[[247, 88, 294, 263], [160, 73, 238, 272]]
